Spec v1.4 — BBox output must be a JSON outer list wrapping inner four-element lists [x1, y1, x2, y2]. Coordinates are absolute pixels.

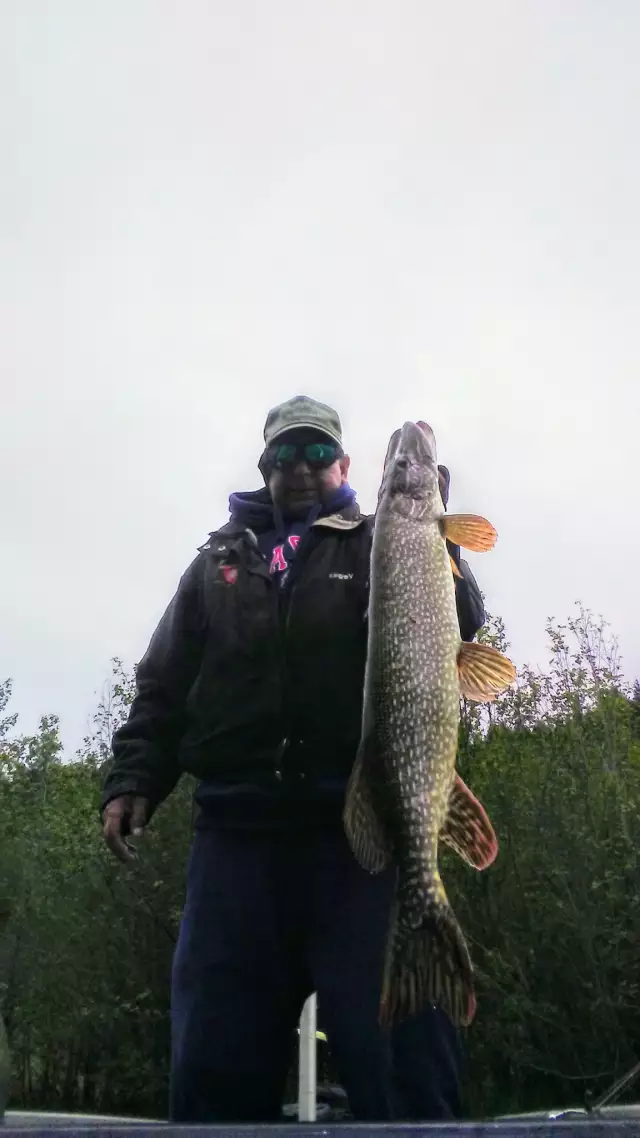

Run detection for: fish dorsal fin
[[343, 743, 391, 873], [457, 641, 516, 702], [441, 774, 498, 870], [440, 514, 497, 552]]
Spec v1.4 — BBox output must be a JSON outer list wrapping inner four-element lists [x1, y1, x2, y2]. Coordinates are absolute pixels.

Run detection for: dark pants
[[170, 825, 461, 1123], [391, 1006, 463, 1120]]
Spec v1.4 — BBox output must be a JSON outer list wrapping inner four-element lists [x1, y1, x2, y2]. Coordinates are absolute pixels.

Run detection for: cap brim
[[268, 421, 343, 448]]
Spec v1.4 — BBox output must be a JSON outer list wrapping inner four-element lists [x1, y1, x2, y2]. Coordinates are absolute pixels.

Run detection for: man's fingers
[[130, 796, 148, 837], [102, 795, 150, 862], [103, 798, 137, 863], [103, 812, 136, 863]]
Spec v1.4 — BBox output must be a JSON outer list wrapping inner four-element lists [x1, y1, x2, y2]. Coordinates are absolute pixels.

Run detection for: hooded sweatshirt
[[228, 483, 357, 588]]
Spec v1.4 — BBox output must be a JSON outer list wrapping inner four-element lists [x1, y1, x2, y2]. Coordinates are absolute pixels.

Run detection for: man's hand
[[103, 795, 150, 863]]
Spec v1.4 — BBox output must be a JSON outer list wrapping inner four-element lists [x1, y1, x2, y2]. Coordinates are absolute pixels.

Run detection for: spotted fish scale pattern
[[369, 507, 460, 894], [370, 494, 475, 1024], [343, 420, 509, 1028]]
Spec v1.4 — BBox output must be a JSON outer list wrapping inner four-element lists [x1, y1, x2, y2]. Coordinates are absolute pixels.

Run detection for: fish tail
[[379, 877, 476, 1029]]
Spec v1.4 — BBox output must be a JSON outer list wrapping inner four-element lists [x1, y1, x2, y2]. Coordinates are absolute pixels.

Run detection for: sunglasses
[[267, 441, 342, 470]]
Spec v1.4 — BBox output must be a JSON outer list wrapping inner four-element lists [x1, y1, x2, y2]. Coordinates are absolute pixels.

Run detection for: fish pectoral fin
[[441, 773, 498, 870], [457, 640, 517, 702], [450, 554, 463, 579], [343, 744, 391, 874], [439, 514, 498, 552]]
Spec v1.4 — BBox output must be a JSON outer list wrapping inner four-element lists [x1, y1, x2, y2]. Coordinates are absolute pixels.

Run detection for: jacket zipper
[[246, 526, 315, 778], [252, 538, 293, 777], [278, 529, 317, 779]]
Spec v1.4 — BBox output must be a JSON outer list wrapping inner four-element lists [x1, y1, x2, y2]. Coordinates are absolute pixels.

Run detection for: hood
[[227, 483, 359, 535]]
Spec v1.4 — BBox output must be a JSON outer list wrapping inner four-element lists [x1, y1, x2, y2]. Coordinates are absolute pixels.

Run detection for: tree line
[[1, 603, 639, 1120]]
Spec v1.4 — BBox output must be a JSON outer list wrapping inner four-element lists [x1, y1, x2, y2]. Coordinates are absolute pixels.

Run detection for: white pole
[[297, 993, 317, 1122]]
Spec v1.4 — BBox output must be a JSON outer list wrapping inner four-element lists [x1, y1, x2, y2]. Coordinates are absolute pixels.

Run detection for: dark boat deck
[[2, 1112, 640, 1137]]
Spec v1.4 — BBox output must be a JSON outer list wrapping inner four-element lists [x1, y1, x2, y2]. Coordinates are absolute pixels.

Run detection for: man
[[101, 395, 485, 1123]]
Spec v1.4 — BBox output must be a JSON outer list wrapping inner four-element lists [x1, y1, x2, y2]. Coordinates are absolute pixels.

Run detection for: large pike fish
[[344, 421, 516, 1027]]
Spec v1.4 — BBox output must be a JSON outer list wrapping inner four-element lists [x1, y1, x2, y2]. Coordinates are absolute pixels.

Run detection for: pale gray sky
[[2, 0, 638, 754]]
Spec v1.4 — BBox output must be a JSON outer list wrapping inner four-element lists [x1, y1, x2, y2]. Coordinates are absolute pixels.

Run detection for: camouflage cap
[[263, 395, 343, 449]]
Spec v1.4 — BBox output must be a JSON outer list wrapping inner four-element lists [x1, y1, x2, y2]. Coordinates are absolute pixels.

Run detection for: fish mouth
[[403, 420, 437, 464], [382, 421, 438, 500]]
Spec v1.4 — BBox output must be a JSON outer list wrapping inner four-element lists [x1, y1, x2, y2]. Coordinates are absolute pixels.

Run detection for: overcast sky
[[2, 0, 638, 754]]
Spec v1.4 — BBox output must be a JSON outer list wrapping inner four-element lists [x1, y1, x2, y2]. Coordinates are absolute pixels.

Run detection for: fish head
[[378, 420, 442, 519]]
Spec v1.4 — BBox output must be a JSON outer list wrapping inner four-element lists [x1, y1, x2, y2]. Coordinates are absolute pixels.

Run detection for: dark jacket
[[101, 494, 485, 828]]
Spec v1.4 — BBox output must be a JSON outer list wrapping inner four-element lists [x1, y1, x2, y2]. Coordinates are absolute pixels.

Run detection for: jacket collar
[[199, 501, 366, 555], [312, 504, 365, 531]]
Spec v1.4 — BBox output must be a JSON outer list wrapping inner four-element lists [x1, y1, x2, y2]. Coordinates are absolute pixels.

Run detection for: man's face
[[265, 429, 350, 517]]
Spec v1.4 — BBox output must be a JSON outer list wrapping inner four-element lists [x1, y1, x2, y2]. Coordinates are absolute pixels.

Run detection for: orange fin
[[440, 514, 497, 552], [343, 744, 392, 873], [457, 640, 516, 702], [441, 774, 498, 870], [450, 554, 463, 579]]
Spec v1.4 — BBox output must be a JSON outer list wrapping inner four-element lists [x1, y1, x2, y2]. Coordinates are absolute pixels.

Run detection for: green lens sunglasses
[[269, 441, 341, 469]]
